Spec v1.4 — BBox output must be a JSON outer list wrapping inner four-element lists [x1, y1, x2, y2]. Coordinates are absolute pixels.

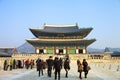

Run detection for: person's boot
[[65, 73, 68, 78], [80, 77, 82, 79]]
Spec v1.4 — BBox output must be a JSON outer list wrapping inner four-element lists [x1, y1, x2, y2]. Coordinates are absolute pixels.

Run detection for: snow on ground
[[0, 63, 120, 80]]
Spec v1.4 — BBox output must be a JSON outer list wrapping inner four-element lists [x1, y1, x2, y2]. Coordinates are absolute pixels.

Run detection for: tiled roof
[[26, 38, 96, 46], [43, 24, 79, 33]]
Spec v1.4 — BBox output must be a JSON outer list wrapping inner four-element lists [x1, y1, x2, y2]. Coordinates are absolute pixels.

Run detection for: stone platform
[[0, 63, 119, 80]]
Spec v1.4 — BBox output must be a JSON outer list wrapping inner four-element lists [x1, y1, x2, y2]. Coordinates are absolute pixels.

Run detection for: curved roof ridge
[[44, 23, 78, 27]]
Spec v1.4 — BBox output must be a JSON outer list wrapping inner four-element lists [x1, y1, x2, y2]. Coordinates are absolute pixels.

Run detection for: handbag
[[87, 66, 91, 71]]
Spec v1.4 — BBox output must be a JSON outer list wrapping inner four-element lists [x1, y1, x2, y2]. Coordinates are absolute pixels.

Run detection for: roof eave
[[26, 38, 96, 47]]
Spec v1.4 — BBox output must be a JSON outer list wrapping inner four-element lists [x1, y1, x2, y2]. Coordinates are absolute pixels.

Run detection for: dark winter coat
[[53, 59, 61, 71], [64, 60, 70, 70], [38, 61, 44, 70], [46, 59, 53, 69], [82, 61, 88, 71]]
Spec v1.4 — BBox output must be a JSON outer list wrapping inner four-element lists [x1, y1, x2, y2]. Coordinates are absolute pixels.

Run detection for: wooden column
[[54, 46, 56, 55], [66, 46, 68, 54], [85, 46, 87, 54], [76, 46, 78, 54], [44, 46, 46, 54], [36, 48, 39, 54], [35, 48, 37, 54]]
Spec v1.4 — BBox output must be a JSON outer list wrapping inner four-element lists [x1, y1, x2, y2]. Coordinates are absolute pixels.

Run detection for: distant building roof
[[0, 47, 17, 57], [111, 51, 120, 57], [0, 47, 14, 49], [104, 47, 110, 52]]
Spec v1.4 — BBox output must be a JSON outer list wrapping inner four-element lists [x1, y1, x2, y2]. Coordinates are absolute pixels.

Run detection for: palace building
[[26, 23, 96, 55]]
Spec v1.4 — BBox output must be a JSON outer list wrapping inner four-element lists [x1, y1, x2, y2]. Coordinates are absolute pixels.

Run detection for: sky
[[0, 0, 120, 49]]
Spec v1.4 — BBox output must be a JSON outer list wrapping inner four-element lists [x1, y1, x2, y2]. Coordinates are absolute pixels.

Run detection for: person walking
[[59, 58, 63, 69], [3, 59, 9, 71], [77, 59, 83, 79], [53, 57, 62, 80], [38, 60, 44, 77], [25, 59, 30, 69], [82, 59, 88, 78], [36, 58, 41, 71], [46, 56, 53, 77], [10, 59, 13, 70], [64, 57, 70, 78], [30, 59, 34, 69], [13, 59, 16, 69], [7, 59, 10, 70]]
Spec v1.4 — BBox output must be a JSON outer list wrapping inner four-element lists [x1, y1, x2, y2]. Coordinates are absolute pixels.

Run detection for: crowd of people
[[36, 56, 70, 80], [3, 56, 90, 80], [36, 56, 90, 80], [3, 59, 35, 71]]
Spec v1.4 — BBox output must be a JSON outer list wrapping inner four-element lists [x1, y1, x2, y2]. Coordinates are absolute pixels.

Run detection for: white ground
[[0, 63, 120, 80]]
